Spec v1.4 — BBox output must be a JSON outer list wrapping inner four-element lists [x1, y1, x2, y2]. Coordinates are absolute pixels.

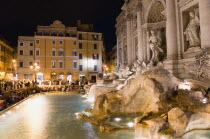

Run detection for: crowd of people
[[0, 78, 90, 111], [0, 87, 41, 111]]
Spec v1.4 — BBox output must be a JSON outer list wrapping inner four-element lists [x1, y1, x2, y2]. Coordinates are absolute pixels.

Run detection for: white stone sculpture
[[115, 65, 133, 79], [184, 11, 200, 48], [148, 30, 163, 64], [131, 60, 148, 75]]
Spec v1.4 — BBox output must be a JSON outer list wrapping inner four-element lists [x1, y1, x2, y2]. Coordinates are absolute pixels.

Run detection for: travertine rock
[[168, 108, 189, 136]]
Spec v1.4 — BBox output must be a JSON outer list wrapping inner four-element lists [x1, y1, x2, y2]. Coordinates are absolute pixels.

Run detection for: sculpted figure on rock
[[184, 11, 200, 48], [148, 30, 163, 64]]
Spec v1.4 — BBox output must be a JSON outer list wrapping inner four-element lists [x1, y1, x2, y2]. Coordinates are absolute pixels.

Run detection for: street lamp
[[30, 63, 40, 86], [12, 60, 17, 79]]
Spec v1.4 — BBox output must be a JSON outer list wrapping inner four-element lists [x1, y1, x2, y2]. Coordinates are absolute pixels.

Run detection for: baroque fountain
[[79, 38, 210, 139]]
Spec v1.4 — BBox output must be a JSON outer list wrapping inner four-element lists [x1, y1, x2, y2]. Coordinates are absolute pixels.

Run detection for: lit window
[[58, 48, 64, 56], [72, 49, 77, 56], [92, 54, 99, 59], [51, 60, 56, 68], [52, 48, 56, 56]]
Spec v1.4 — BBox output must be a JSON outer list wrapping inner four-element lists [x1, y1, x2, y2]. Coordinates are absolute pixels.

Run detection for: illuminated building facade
[[17, 20, 104, 83], [0, 39, 15, 80]]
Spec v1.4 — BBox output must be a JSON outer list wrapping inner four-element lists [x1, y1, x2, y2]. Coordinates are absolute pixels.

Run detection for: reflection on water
[[0, 93, 209, 139], [0, 93, 135, 139]]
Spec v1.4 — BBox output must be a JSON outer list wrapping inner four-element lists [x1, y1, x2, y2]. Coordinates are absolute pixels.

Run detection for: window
[[94, 65, 97, 71], [52, 40, 56, 45], [79, 34, 82, 39], [58, 48, 64, 56], [79, 65, 83, 71], [94, 44, 97, 49], [92, 54, 99, 59], [59, 61, 63, 68], [29, 62, 33, 66], [30, 43, 34, 46], [35, 48, 40, 56], [79, 43, 83, 49], [59, 40, 63, 45], [36, 40, 40, 44], [19, 62, 23, 67], [52, 48, 56, 56], [19, 42, 24, 46], [73, 41, 76, 46], [51, 60, 56, 68], [72, 49, 77, 56], [29, 50, 33, 56], [92, 34, 98, 40], [79, 53, 83, 59], [19, 50, 23, 55], [73, 61, 77, 68]]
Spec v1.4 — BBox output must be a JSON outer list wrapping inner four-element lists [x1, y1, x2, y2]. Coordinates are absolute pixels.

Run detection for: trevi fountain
[[78, 0, 210, 139]]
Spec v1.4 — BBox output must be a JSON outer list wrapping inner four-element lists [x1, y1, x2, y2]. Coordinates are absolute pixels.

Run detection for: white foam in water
[[115, 118, 122, 122], [127, 122, 134, 127]]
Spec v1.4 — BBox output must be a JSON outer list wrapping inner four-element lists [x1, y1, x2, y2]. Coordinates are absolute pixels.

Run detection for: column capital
[[125, 13, 133, 21], [135, 2, 142, 12]]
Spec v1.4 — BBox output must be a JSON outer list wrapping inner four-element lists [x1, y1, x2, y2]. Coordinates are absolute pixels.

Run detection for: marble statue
[[184, 11, 200, 48], [131, 60, 147, 75], [115, 65, 133, 79], [148, 30, 163, 64]]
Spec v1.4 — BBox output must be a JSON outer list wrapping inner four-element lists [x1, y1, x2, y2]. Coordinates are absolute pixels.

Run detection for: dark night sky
[[0, 0, 124, 52]]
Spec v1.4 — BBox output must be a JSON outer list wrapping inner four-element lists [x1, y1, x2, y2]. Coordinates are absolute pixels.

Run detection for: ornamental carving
[[126, 13, 133, 21], [148, 2, 165, 23], [133, 15, 137, 31], [135, 2, 142, 12], [50, 20, 65, 28]]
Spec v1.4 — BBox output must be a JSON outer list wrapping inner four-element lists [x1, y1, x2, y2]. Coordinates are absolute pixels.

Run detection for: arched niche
[[145, 0, 166, 23]]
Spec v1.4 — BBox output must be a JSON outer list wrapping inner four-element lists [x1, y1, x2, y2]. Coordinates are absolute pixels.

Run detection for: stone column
[[126, 13, 133, 66], [136, 3, 144, 61], [199, 0, 210, 48], [116, 37, 120, 69], [146, 30, 150, 61], [121, 32, 124, 65], [166, 0, 178, 60]]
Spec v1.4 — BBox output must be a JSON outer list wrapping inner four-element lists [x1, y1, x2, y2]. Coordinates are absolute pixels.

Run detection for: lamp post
[[12, 60, 17, 79], [30, 63, 40, 86]]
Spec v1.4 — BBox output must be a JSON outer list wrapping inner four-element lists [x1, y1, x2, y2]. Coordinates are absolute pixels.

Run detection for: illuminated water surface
[[0, 93, 134, 139], [0, 93, 210, 139]]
